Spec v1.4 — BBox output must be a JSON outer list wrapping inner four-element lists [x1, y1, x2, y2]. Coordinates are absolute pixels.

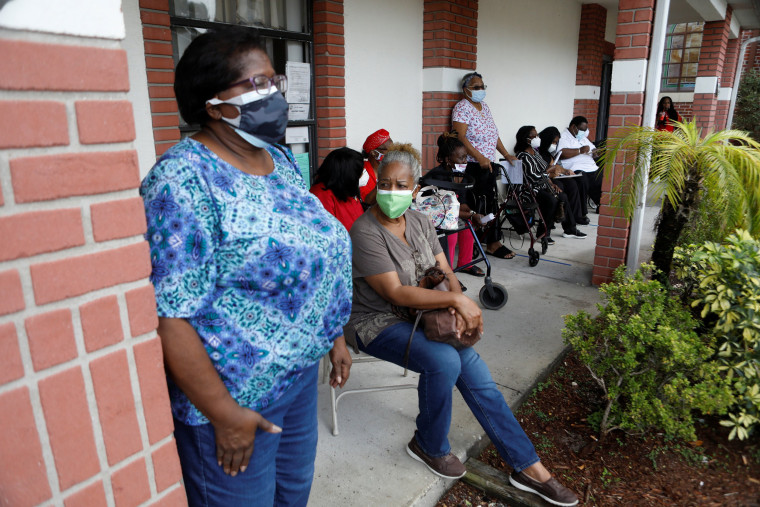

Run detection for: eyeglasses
[[228, 74, 288, 95], [468, 84, 487, 90]]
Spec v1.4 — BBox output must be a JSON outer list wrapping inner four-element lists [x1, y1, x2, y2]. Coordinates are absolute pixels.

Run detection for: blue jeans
[[173, 363, 319, 507], [359, 322, 539, 472]]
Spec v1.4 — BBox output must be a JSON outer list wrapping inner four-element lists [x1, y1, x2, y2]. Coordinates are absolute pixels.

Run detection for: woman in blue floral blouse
[[140, 27, 353, 506]]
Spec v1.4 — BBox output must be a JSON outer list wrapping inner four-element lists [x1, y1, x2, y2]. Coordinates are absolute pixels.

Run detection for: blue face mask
[[207, 87, 289, 147], [575, 129, 589, 142], [469, 89, 486, 103]]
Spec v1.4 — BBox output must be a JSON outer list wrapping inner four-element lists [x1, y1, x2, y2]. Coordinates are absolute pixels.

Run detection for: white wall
[[477, 0, 581, 156], [344, 0, 423, 151]]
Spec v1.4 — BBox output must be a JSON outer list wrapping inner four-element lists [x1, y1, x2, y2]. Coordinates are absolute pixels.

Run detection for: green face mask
[[376, 189, 413, 219]]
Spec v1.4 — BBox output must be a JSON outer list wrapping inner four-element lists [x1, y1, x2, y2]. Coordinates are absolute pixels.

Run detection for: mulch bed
[[437, 352, 760, 506]]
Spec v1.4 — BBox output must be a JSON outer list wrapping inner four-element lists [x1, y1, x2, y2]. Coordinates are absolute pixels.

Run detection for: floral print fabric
[[452, 99, 500, 162], [141, 138, 352, 425]]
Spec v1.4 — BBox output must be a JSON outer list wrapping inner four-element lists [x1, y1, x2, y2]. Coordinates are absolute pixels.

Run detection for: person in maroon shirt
[[310, 147, 365, 231]]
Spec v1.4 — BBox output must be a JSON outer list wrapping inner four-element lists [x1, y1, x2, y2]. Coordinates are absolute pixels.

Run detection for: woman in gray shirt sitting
[[346, 144, 578, 507]]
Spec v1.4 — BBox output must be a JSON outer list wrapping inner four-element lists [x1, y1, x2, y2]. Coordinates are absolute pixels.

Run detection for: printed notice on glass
[[285, 61, 310, 104], [288, 103, 309, 121], [285, 126, 309, 144]]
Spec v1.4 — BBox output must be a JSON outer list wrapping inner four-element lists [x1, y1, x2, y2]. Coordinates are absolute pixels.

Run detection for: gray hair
[[461, 71, 483, 90], [378, 149, 421, 183]]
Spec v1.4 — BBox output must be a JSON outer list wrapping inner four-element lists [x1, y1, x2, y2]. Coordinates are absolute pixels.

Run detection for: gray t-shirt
[[347, 209, 443, 347]]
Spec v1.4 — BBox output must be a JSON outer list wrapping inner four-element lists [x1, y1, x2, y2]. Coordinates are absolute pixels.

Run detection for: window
[[169, 0, 316, 182], [661, 22, 703, 92]]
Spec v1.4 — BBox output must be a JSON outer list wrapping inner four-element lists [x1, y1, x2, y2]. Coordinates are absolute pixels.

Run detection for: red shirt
[[310, 184, 364, 231], [359, 161, 377, 201], [656, 112, 683, 132]]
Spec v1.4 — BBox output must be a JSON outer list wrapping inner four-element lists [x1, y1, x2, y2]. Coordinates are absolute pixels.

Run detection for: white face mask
[[530, 137, 541, 149], [575, 129, 589, 141], [358, 169, 370, 187], [453, 163, 467, 173], [549, 143, 558, 154]]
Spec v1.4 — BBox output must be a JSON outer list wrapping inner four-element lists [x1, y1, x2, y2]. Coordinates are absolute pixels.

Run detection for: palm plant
[[600, 120, 760, 283]]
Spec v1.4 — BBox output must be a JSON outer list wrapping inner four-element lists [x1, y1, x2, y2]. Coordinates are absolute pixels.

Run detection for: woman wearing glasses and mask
[[452, 72, 517, 259], [140, 27, 352, 506]]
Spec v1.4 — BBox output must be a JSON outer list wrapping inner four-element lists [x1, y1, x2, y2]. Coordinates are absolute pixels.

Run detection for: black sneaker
[[545, 236, 555, 245], [562, 230, 587, 239], [509, 471, 579, 506], [576, 216, 590, 225], [407, 434, 466, 479]]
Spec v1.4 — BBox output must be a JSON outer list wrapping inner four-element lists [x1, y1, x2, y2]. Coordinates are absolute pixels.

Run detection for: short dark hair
[[570, 116, 588, 128], [538, 127, 561, 163], [461, 72, 483, 90], [174, 26, 266, 125], [513, 125, 535, 154], [435, 131, 465, 165], [314, 147, 364, 202]]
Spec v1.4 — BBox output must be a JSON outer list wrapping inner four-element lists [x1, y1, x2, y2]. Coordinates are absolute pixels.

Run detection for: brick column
[[717, 36, 741, 128], [0, 39, 183, 505], [591, 0, 655, 285], [314, 0, 346, 163], [421, 0, 478, 170], [693, 7, 732, 130], [573, 3, 608, 139], [140, 0, 181, 157]]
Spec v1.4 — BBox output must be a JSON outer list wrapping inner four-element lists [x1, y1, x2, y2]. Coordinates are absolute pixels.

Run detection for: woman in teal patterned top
[[140, 27, 352, 506]]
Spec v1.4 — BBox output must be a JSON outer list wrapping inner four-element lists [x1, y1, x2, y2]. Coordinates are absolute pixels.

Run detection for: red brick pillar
[[314, 0, 346, 163], [0, 39, 184, 505], [591, 0, 655, 285], [421, 0, 478, 170], [718, 36, 741, 128], [573, 3, 608, 139], [693, 8, 732, 130], [140, 0, 181, 157]]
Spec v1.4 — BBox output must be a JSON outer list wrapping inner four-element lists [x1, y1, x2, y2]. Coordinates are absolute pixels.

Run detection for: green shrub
[[733, 69, 760, 141], [563, 264, 733, 440], [674, 230, 760, 440]]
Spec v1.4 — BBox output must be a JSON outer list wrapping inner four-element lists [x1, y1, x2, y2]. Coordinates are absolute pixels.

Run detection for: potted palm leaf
[[600, 120, 760, 282]]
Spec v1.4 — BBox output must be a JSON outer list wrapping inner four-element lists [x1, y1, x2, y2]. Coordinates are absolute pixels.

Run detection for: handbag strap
[[403, 311, 424, 372]]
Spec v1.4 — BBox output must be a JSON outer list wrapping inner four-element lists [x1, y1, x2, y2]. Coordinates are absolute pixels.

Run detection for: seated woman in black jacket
[[420, 131, 485, 276], [514, 126, 586, 241], [537, 127, 588, 226]]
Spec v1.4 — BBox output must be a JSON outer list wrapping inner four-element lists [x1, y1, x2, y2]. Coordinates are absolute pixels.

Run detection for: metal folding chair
[[323, 328, 417, 436]]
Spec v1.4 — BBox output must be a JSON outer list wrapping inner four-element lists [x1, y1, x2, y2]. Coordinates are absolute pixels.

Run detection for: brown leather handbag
[[416, 264, 481, 349]]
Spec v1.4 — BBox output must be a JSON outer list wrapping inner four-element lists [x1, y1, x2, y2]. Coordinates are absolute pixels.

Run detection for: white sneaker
[[562, 230, 587, 239]]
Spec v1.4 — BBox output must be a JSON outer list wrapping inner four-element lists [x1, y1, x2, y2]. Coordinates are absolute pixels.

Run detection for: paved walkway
[[309, 205, 658, 507]]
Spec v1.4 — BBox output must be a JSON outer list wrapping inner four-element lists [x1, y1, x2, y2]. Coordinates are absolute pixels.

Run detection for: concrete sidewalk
[[309, 205, 658, 507]]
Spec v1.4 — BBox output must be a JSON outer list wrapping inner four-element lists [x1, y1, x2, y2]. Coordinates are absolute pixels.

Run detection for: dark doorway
[[596, 56, 613, 144]]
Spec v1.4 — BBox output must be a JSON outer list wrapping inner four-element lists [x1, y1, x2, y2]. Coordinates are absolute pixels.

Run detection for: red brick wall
[[0, 38, 183, 506], [140, 0, 181, 157], [592, 0, 656, 285], [740, 29, 760, 75], [573, 3, 608, 140], [673, 101, 693, 121], [421, 0, 478, 169], [314, 0, 347, 163], [422, 92, 461, 170], [693, 8, 732, 130]]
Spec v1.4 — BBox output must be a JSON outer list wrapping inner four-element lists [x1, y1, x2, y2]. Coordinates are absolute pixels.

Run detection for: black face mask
[[207, 89, 289, 147]]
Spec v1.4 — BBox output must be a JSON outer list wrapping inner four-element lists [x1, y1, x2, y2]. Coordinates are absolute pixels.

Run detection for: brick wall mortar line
[[123, 332, 160, 498], [0, 233, 146, 274], [0, 189, 140, 219], [0, 28, 122, 50]]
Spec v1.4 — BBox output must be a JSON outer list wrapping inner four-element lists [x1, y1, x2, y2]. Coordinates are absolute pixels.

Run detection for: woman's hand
[[471, 213, 483, 227], [452, 293, 483, 334], [212, 402, 282, 477], [328, 336, 352, 388], [477, 155, 492, 170]]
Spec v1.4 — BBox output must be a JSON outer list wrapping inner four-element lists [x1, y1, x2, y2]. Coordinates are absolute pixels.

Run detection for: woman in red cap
[[360, 129, 393, 205]]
